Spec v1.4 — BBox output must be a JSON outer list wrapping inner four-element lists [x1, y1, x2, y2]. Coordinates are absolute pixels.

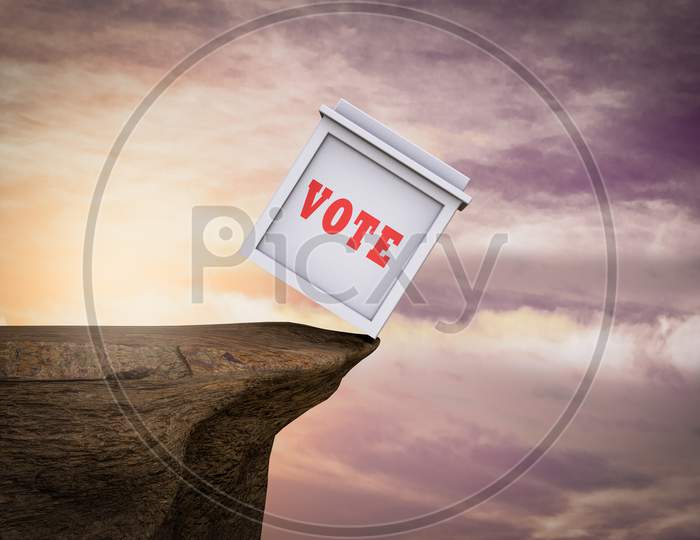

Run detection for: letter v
[[300, 178, 333, 219]]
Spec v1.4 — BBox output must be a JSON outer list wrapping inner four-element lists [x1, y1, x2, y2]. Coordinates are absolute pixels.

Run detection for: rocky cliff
[[0, 322, 379, 539]]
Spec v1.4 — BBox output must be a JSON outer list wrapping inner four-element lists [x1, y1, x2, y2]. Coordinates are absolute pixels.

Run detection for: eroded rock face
[[0, 323, 379, 539]]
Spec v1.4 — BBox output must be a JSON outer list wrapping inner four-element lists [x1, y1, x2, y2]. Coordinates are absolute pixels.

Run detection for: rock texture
[[0, 323, 379, 539]]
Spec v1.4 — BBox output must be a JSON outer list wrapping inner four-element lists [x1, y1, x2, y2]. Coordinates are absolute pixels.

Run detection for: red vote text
[[300, 179, 404, 269]]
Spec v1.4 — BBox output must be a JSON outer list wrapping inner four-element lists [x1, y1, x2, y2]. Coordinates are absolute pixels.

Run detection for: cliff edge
[[0, 322, 379, 539]]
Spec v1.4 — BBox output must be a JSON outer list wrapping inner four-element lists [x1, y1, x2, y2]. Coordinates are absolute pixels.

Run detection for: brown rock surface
[[0, 323, 379, 539]]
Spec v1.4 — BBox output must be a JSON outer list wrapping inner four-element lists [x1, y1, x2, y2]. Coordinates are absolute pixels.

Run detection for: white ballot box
[[248, 99, 471, 337]]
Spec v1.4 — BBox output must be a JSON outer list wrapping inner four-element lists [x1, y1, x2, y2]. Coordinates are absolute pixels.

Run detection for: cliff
[[0, 322, 379, 539]]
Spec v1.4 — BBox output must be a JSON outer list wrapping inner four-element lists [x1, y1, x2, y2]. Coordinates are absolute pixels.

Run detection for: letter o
[[321, 198, 353, 234]]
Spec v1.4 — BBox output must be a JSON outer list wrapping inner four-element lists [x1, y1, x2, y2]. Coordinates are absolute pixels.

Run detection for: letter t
[[346, 210, 380, 251]]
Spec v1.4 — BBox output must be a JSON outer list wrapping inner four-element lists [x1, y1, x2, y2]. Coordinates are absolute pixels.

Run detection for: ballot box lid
[[320, 99, 472, 209]]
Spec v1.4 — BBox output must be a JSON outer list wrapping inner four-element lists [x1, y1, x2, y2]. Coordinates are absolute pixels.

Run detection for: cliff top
[[0, 322, 379, 381]]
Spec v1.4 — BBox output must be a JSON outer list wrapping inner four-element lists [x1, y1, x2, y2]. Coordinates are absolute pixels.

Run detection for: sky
[[1, 1, 699, 539]]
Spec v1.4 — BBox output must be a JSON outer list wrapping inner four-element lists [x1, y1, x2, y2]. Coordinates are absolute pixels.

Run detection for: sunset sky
[[1, 1, 699, 538]]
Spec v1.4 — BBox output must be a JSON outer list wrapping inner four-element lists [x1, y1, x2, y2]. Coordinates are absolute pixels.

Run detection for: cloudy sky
[[1, 1, 699, 538]]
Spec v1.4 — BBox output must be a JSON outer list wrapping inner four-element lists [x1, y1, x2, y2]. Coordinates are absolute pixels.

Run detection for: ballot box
[[248, 99, 471, 337]]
